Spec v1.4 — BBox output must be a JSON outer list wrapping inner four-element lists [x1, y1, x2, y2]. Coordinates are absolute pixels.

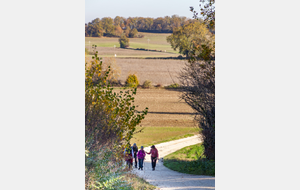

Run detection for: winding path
[[132, 135, 215, 190]]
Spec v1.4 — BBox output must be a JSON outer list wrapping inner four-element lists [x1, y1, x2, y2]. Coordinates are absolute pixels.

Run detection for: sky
[[85, 0, 201, 23]]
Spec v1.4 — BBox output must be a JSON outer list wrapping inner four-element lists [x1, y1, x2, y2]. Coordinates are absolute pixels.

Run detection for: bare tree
[[179, 44, 215, 160]]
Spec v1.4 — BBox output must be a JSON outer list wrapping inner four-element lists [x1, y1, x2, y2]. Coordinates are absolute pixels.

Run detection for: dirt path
[[132, 135, 215, 190]]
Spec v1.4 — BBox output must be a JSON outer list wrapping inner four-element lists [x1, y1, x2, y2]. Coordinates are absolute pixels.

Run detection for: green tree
[[167, 21, 212, 57], [119, 34, 129, 48], [85, 49, 148, 189], [86, 18, 103, 37], [101, 17, 115, 36], [128, 28, 138, 38]]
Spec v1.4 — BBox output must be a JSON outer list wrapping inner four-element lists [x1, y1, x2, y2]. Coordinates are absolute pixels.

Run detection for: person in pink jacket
[[137, 146, 146, 170], [146, 145, 159, 171]]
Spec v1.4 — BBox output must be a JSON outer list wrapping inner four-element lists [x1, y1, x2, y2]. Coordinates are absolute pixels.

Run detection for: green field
[[130, 126, 198, 148], [85, 32, 180, 56], [164, 143, 215, 176]]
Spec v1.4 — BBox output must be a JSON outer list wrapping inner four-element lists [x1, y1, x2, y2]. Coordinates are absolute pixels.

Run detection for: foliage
[[164, 143, 215, 176], [142, 80, 152, 88], [86, 18, 103, 37], [166, 21, 213, 57], [85, 48, 148, 189], [119, 34, 130, 48], [85, 148, 132, 190], [179, 45, 215, 160], [85, 15, 203, 35], [125, 74, 139, 88], [179, 2, 215, 160], [129, 28, 138, 38], [102, 17, 116, 37], [115, 26, 123, 37], [165, 83, 181, 89], [190, 0, 215, 31]]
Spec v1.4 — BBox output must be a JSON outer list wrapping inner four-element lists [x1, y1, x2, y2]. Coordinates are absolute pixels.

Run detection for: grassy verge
[[163, 143, 215, 176], [122, 173, 157, 190], [130, 126, 198, 147]]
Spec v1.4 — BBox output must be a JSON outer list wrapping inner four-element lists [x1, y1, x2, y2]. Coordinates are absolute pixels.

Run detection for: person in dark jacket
[[132, 143, 139, 168], [146, 145, 159, 171]]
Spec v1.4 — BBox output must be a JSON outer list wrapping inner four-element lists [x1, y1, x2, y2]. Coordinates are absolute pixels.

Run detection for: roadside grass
[[122, 173, 157, 190], [163, 143, 215, 176], [130, 126, 198, 147]]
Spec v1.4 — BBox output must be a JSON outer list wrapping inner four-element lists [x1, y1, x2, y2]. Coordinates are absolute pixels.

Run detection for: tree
[[101, 17, 115, 36], [129, 28, 138, 38], [114, 25, 123, 37], [86, 18, 103, 37], [179, 0, 215, 160], [85, 49, 148, 189], [167, 21, 213, 57], [119, 34, 129, 48], [180, 45, 215, 160]]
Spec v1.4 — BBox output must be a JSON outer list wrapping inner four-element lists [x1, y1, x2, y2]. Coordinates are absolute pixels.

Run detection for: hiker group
[[124, 143, 159, 171]]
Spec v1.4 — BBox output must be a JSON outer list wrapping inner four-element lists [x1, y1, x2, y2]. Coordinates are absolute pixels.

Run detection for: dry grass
[[115, 58, 186, 86], [86, 57, 187, 86], [133, 89, 196, 127]]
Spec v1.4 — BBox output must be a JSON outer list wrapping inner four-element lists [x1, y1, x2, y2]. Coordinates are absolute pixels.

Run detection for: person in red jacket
[[146, 145, 159, 171]]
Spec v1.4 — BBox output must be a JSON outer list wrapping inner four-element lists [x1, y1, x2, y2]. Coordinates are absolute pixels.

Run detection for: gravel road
[[132, 135, 215, 190]]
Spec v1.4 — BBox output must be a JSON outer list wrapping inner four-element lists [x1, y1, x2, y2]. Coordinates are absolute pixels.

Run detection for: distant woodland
[[85, 15, 203, 37]]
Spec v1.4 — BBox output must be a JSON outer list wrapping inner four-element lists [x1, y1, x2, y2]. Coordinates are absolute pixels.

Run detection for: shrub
[[119, 34, 130, 48], [165, 83, 181, 89], [142, 80, 152, 88], [125, 74, 139, 88]]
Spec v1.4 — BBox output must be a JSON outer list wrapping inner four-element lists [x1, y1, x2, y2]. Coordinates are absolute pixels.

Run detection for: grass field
[[85, 32, 180, 57], [130, 127, 198, 147], [163, 143, 215, 176]]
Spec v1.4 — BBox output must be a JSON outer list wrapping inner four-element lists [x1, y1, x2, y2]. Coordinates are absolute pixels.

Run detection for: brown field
[[112, 58, 186, 86], [113, 89, 196, 127], [124, 89, 198, 147]]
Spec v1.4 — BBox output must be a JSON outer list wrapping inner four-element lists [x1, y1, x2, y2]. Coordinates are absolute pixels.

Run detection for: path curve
[[132, 135, 215, 190]]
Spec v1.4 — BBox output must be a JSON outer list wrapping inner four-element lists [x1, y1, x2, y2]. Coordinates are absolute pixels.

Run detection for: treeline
[[85, 15, 202, 37]]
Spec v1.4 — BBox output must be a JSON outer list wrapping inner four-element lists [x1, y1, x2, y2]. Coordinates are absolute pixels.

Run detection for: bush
[[165, 83, 181, 89], [125, 74, 139, 88], [119, 34, 130, 48], [142, 80, 152, 88]]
